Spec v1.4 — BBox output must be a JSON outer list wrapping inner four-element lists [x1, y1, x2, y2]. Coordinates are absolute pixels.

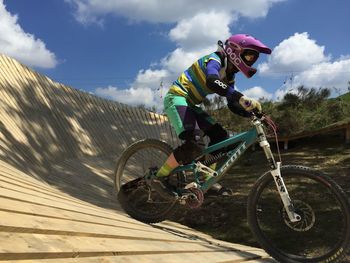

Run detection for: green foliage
[[204, 87, 350, 137], [339, 90, 350, 102]]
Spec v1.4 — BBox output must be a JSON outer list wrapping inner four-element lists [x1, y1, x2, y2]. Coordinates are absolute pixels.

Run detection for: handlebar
[[250, 111, 277, 133], [250, 110, 266, 121], [253, 111, 265, 119]]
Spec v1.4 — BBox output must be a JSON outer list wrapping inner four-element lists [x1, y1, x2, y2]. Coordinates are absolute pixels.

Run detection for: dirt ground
[[171, 132, 350, 261]]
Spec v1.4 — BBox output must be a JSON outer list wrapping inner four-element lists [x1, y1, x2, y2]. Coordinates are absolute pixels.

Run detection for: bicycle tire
[[115, 139, 177, 223], [247, 165, 350, 263]]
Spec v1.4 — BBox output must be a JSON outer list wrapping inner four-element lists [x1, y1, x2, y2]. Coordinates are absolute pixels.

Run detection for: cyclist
[[152, 34, 272, 199]]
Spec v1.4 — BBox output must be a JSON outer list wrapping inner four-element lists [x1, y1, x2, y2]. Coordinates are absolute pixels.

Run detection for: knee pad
[[173, 131, 204, 164], [205, 124, 229, 146]]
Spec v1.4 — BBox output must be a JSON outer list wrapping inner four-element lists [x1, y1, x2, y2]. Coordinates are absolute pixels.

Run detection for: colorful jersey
[[169, 52, 231, 105]]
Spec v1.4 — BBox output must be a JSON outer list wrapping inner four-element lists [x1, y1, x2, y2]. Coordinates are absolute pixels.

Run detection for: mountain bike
[[115, 114, 350, 263]]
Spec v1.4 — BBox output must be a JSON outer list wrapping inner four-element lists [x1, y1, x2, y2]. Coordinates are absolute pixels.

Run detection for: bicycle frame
[[175, 128, 257, 190], [171, 116, 301, 223]]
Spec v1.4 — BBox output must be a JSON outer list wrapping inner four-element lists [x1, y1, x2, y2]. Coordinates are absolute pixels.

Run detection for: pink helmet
[[224, 34, 271, 78]]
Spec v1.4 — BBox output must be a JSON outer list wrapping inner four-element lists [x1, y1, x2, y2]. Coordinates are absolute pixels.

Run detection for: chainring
[[186, 187, 204, 209]]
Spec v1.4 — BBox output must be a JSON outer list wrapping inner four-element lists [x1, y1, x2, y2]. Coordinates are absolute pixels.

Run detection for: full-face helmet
[[224, 34, 271, 78]]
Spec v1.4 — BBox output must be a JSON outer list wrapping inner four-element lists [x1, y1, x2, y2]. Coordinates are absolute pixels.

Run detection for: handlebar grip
[[251, 109, 265, 119]]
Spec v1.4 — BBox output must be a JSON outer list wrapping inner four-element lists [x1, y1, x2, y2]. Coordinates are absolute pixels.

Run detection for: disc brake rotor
[[283, 200, 315, 232]]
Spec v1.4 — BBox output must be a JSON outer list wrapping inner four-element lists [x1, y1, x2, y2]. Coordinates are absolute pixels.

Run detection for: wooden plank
[[0, 232, 265, 262], [75, 89, 110, 154], [0, 189, 269, 257], [0, 59, 32, 144], [0, 60, 56, 167], [0, 232, 229, 253], [0, 171, 114, 210], [125, 106, 145, 143], [52, 82, 93, 157], [0, 254, 274, 263], [0, 251, 269, 263], [30, 78, 78, 159], [275, 121, 350, 142], [0, 209, 186, 242], [158, 221, 269, 256], [0, 209, 194, 243], [0, 188, 143, 229], [0, 186, 131, 222], [105, 101, 130, 152], [45, 159, 118, 209], [0, 161, 50, 187], [0, 197, 162, 236], [87, 94, 122, 155]]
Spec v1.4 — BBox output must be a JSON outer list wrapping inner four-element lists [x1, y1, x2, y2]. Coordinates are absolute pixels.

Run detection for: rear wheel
[[247, 165, 350, 263], [115, 139, 178, 223]]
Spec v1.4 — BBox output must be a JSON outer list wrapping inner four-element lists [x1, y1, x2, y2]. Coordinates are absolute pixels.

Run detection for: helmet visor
[[241, 49, 259, 66]]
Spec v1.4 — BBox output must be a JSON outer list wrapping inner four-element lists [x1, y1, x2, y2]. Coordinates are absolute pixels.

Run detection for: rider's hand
[[227, 100, 253, 118], [239, 96, 262, 113]]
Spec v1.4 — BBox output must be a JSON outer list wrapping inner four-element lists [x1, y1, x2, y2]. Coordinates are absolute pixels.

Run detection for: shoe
[[205, 183, 233, 197], [150, 177, 178, 200]]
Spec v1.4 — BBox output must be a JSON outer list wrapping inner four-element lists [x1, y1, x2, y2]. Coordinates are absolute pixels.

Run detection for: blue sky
[[1, 0, 350, 111]]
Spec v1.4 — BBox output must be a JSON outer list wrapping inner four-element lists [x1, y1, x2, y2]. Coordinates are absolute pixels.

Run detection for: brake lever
[[250, 110, 265, 120]]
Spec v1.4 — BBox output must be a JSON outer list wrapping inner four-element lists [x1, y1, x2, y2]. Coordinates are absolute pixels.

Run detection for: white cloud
[[259, 32, 329, 76], [161, 47, 214, 75], [93, 9, 236, 110], [0, 0, 57, 68], [294, 59, 350, 95], [66, 0, 284, 25], [133, 68, 170, 88], [169, 11, 233, 51], [242, 86, 273, 100], [260, 32, 350, 99], [85, 0, 284, 108], [95, 86, 155, 107], [95, 69, 169, 110]]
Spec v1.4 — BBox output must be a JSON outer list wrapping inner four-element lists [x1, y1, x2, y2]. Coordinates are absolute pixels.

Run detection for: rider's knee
[[174, 130, 204, 164], [205, 123, 229, 146]]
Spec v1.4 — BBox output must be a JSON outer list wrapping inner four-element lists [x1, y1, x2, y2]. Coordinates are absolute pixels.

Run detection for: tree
[[279, 93, 300, 109]]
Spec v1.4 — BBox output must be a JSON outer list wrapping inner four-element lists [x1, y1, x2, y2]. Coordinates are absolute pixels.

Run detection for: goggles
[[241, 49, 259, 66]]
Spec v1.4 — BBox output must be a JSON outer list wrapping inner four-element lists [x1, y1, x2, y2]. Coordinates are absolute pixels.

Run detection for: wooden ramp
[[0, 54, 274, 262]]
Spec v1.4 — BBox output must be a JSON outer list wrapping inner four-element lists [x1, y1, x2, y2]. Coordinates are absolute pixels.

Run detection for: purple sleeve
[[206, 59, 221, 77]]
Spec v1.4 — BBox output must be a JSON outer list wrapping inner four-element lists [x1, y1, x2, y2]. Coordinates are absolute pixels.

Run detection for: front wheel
[[247, 165, 350, 263]]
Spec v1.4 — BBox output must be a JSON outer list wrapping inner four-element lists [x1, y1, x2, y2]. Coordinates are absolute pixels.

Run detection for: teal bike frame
[[171, 122, 258, 193], [169, 116, 301, 223]]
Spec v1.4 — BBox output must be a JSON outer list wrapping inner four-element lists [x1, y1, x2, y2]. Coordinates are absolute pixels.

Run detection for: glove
[[227, 100, 253, 118], [239, 96, 262, 113]]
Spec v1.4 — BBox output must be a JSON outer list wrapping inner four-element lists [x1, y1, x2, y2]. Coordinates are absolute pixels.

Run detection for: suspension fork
[[254, 119, 301, 222]]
